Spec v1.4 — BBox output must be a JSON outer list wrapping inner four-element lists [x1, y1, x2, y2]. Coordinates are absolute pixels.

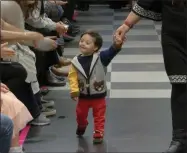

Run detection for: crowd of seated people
[[0, 0, 80, 152]]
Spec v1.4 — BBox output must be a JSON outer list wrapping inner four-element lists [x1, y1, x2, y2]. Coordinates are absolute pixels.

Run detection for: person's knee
[[0, 114, 13, 137], [12, 62, 27, 81]]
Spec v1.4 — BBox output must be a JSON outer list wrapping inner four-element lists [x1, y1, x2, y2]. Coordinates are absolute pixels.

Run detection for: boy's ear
[[93, 46, 98, 52]]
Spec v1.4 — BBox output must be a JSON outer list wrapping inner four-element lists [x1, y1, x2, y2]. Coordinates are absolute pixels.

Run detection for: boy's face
[[79, 34, 98, 55]]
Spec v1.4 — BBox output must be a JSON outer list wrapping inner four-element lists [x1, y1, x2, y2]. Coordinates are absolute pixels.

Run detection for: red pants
[[76, 98, 106, 133]]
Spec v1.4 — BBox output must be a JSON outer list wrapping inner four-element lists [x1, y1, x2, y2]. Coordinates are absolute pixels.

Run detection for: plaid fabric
[[44, 2, 64, 22]]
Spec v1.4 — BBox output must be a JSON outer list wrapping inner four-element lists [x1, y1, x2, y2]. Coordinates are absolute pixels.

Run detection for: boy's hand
[[113, 34, 126, 49], [72, 97, 79, 102]]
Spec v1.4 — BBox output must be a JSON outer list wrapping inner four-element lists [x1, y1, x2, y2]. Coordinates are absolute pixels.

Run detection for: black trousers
[[25, 23, 62, 85], [62, 0, 76, 21], [171, 84, 187, 132], [0, 62, 41, 118]]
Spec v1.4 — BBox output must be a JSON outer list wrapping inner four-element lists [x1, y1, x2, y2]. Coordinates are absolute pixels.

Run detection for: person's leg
[[9, 134, 23, 153], [164, 84, 187, 153], [0, 114, 13, 153], [92, 98, 106, 144], [0, 62, 41, 119], [45, 1, 64, 22], [62, 0, 76, 21], [161, 33, 187, 153], [34, 92, 56, 117], [33, 47, 67, 87], [76, 99, 90, 136], [29, 90, 51, 126], [1, 62, 27, 89]]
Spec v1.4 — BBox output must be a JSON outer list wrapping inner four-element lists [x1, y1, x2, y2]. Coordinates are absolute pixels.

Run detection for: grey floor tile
[[25, 95, 171, 152], [114, 24, 156, 30], [111, 82, 171, 89], [117, 47, 162, 55], [112, 63, 165, 71], [122, 41, 161, 48], [79, 20, 113, 25], [78, 12, 114, 17], [125, 35, 159, 41]]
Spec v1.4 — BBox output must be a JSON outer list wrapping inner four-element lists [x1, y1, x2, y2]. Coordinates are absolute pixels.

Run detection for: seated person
[[0, 114, 13, 153], [1, 83, 33, 153]]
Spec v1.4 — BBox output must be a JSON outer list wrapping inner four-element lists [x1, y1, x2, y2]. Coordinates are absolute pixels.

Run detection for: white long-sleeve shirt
[[25, 0, 56, 31], [1, 0, 54, 93]]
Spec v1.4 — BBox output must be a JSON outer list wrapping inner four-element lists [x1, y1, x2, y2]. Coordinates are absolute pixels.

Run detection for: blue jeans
[[0, 114, 13, 153]]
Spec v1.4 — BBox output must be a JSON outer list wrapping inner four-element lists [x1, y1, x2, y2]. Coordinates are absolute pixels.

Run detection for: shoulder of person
[[1, 1, 21, 10], [1, 0, 23, 18]]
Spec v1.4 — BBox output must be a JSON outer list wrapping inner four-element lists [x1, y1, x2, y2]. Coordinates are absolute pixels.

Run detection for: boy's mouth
[[80, 46, 86, 50]]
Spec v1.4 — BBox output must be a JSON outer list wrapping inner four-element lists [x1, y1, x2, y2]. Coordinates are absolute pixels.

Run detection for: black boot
[[163, 130, 187, 153]]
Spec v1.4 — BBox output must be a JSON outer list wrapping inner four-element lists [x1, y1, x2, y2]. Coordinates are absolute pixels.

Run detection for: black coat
[[132, 0, 187, 83]]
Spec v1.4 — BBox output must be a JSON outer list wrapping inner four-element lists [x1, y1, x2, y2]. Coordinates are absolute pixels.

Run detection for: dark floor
[[25, 91, 172, 153], [24, 5, 172, 153]]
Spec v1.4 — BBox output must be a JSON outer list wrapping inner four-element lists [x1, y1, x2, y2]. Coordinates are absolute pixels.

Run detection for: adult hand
[[0, 83, 9, 93], [34, 37, 57, 51], [46, 36, 57, 40], [56, 22, 68, 35], [44, 37, 58, 50], [30, 32, 44, 48], [28, 32, 44, 41], [48, 0, 68, 5], [115, 24, 130, 41], [56, 1, 68, 5], [1, 42, 15, 58]]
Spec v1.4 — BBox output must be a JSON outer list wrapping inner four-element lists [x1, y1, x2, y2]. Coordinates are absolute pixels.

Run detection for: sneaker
[[42, 107, 56, 117], [9, 146, 24, 153], [41, 96, 55, 108], [30, 114, 50, 126], [93, 131, 104, 144], [76, 125, 87, 137], [46, 70, 66, 86]]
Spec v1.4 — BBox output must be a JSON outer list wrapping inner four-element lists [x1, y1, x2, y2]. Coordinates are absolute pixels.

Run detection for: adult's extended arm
[[1, 30, 43, 42], [1, 19, 44, 42], [115, 0, 162, 40]]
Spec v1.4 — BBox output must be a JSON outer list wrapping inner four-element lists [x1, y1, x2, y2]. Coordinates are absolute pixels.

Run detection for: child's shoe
[[76, 125, 87, 137], [93, 131, 104, 144]]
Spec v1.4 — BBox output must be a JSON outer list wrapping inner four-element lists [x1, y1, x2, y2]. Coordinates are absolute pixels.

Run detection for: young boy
[[68, 30, 124, 144]]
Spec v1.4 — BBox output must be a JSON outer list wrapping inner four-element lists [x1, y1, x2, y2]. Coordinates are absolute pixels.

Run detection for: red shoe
[[93, 131, 104, 144], [76, 125, 87, 137]]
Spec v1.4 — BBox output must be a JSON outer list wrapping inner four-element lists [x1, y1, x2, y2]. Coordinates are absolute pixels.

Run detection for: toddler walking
[[68, 30, 124, 144]]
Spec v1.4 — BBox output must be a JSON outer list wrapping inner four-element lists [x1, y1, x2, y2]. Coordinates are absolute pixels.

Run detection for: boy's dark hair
[[80, 30, 103, 51]]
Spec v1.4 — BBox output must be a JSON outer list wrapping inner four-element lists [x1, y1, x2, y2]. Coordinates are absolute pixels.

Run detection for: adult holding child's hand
[[114, 0, 187, 153]]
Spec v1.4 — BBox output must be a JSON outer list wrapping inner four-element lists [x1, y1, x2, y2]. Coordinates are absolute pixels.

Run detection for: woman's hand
[[56, 22, 68, 35], [35, 37, 58, 51], [45, 38, 58, 50], [115, 24, 130, 42], [1, 42, 15, 58], [56, 1, 68, 5], [0, 83, 9, 93], [27, 32, 44, 42]]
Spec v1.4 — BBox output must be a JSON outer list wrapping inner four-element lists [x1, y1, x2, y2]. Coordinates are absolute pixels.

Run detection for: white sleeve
[[25, 1, 56, 31]]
